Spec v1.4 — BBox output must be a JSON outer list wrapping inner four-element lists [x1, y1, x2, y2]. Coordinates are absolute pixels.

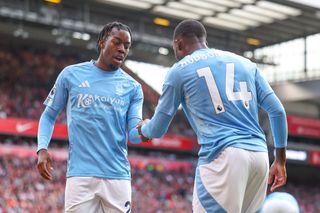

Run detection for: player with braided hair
[[37, 21, 144, 213]]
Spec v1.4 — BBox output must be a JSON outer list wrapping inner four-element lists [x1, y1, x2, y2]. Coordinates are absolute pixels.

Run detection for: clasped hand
[[136, 119, 151, 142]]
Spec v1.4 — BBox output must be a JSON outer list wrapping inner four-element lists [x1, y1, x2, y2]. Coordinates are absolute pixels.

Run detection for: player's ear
[[177, 40, 183, 51], [99, 40, 105, 50]]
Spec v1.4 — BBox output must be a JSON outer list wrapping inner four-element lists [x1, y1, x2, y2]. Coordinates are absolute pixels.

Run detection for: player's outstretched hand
[[136, 119, 151, 142], [268, 159, 287, 192], [37, 149, 53, 181]]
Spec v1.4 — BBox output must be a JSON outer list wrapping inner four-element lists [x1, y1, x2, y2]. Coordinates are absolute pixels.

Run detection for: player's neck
[[186, 42, 208, 56], [94, 59, 118, 72]]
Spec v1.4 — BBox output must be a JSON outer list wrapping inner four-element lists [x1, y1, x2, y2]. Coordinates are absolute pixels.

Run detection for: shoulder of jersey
[[119, 68, 141, 87], [64, 61, 92, 71], [59, 61, 92, 75], [216, 49, 253, 64], [174, 49, 247, 69], [54, 62, 89, 80]]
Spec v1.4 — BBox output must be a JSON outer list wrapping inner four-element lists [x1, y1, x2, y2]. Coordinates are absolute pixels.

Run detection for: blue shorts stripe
[[195, 167, 226, 213]]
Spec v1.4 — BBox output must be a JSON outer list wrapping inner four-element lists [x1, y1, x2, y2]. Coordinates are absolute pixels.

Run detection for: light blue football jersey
[[152, 48, 275, 165], [43, 60, 143, 179]]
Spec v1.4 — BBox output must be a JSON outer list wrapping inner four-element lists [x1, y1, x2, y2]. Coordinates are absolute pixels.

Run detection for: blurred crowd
[[0, 155, 65, 213], [0, 46, 75, 123], [0, 153, 193, 213], [282, 182, 320, 213], [0, 149, 320, 213]]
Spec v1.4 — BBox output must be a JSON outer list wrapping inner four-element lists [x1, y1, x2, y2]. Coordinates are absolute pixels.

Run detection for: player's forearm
[[141, 112, 172, 138], [37, 107, 59, 152], [261, 93, 288, 148], [128, 117, 142, 144], [269, 112, 287, 148], [275, 147, 286, 165]]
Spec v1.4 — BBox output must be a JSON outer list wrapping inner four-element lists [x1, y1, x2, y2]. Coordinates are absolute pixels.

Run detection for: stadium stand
[[0, 141, 320, 212], [0, 45, 194, 137], [0, 142, 194, 213]]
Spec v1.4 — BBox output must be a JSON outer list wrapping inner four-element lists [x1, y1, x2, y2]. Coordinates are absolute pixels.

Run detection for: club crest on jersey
[[115, 84, 124, 96]]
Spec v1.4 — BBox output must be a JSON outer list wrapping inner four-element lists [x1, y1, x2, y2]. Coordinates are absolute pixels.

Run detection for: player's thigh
[[65, 177, 100, 213], [195, 147, 250, 213], [242, 151, 269, 213], [192, 181, 207, 213], [98, 179, 132, 213]]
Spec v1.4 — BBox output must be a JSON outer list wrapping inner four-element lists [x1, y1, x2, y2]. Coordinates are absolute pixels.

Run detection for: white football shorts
[[193, 146, 269, 213], [64, 177, 131, 213]]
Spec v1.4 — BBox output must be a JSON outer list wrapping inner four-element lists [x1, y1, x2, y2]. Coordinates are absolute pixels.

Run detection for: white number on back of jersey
[[197, 67, 225, 114], [197, 63, 252, 114]]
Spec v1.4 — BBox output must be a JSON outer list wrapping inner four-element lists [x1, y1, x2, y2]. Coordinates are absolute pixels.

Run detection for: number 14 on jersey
[[197, 63, 252, 114]]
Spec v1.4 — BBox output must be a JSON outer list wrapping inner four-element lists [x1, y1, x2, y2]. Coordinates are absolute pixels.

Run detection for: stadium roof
[[96, 0, 320, 48], [0, 0, 320, 66]]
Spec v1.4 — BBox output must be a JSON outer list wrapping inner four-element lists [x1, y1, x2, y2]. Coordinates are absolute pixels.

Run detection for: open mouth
[[114, 56, 124, 64]]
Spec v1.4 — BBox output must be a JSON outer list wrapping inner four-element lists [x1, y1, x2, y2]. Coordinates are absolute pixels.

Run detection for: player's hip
[[65, 177, 132, 213], [194, 147, 269, 213], [198, 137, 268, 165]]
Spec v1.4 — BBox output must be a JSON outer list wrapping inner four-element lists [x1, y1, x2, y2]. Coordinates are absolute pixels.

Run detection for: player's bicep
[[155, 84, 181, 116], [260, 93, 285, 116], [255, 68, 273, 106]]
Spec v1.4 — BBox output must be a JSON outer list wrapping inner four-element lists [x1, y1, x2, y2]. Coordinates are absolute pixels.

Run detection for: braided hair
[[96, 21, 132, 53]]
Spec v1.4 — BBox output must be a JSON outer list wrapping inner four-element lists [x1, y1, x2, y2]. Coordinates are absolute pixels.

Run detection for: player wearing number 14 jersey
[[137, 20, 288, 212]]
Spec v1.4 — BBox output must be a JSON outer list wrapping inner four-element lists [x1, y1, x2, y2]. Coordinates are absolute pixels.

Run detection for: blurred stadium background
[[0, 0, 320, 212]]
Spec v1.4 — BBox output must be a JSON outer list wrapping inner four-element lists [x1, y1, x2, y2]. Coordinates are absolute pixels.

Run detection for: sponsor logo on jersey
[[77, 93, 125, 108], [77, 94, 94, 108]]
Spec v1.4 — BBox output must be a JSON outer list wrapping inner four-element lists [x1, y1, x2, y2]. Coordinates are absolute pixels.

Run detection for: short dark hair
[[96, 21, 132, 53], [173, 19, 207, 40]]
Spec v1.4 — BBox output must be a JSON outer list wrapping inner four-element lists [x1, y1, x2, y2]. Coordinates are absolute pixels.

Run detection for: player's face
[[99, 28, 131, 70]]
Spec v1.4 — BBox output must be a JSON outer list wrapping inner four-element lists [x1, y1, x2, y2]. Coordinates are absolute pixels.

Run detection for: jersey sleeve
[[260, 94, 287, 148], [127, 84, 144, 144], [44, 69, 69, 112], [155, 66, 182, 116], [37, 106, 59, 152], [141, 111, 173, 138], [255, 68, 288, 148], [255, 68, 273, 107], [141, 66, 182, 138]]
